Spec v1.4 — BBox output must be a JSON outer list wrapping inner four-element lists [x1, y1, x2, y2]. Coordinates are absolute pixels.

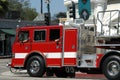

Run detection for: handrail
[[97, 10, 120, 36]]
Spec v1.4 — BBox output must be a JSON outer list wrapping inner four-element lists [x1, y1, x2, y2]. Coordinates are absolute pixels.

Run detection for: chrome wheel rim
[[107, 61, 120, 76], [30, 60, 40, 74]]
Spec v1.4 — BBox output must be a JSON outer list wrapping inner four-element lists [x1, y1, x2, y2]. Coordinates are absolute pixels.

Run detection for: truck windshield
[[18, 31, 29, 42]]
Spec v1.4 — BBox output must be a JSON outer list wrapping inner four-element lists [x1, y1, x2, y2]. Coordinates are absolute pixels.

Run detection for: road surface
[[0, 58, 107, 80]]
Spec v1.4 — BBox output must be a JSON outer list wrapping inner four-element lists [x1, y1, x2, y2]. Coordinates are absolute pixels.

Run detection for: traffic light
[[78, 0, 91, 20], [44, 13, 50, 25], [69, 1, 76, 19], [82, 0, 87, 4]]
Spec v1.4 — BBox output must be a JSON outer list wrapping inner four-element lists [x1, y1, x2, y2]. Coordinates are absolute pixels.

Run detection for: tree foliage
[[0, 0, 8, 18], [21, 8, 38, 20], [56, 12, 66, 18], [52, 12, 66, 24], [8, 0, 22, 11], [7, 0, 38, 20]]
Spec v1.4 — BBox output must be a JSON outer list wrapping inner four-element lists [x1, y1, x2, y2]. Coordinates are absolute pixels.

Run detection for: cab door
[[46, 28, 63, 67], [63, 29, 78, 66], [13, 30, 31, 66], [32, 27, 63, 67]]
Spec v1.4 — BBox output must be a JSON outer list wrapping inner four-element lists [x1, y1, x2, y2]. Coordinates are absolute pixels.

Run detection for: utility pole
[[45, 0, 51, 25], [40, 0, 43, 14]]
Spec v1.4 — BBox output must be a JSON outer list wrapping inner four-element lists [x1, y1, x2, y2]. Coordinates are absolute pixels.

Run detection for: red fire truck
[[9, 10, 120, 80]]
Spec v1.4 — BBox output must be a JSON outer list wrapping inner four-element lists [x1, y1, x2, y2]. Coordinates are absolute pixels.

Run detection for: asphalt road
[[0, 58, 107, 80]]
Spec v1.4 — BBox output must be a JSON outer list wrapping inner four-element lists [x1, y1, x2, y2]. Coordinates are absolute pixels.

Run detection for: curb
[[0, 55, 12, 59]]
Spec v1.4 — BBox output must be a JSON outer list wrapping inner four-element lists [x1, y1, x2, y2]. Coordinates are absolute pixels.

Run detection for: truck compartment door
[[63, 29, 77, 66]]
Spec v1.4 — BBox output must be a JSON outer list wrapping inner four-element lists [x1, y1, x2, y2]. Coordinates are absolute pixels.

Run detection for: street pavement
[[0, 58, 107, 80]]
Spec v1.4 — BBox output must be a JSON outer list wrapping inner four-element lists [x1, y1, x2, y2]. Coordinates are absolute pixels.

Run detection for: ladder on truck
[[95, 10, 120, 50]]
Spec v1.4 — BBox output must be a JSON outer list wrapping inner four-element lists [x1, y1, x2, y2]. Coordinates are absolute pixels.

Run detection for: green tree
[[8, 0, 22, 11], [56, 12, 66, 18], [52, 12, 66, 24], [0, 0, 8, 18], [21, 8, 38, 20], [7, 0, 38, 20]]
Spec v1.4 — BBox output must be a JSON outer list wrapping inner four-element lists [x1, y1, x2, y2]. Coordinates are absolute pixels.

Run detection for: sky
[[29, 0, 66, 16]]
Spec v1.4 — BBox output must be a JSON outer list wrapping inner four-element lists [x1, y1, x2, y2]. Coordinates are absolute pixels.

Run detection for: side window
[[18, 31, 29, 42], [50, 29, 60, 41], [34, 30, 46, 41]]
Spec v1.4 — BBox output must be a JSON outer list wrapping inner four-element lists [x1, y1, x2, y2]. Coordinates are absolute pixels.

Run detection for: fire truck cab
[[12, 25, 79, 77]]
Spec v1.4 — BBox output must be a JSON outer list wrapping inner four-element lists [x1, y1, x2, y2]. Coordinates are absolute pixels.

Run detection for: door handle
[[56, 45, 60, 49], [25, 46, 29, 50], [72, 45, 75, 49]]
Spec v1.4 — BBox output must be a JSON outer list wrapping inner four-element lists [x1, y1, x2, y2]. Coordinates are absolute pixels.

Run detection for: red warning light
[[82, 0, 87, 4]]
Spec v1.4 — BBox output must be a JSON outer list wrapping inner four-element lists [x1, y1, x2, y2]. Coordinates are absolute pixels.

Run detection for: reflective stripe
[[64, 52, 76, 58], [44, 52, 76, 58], [15, 52, 76, 59], [15, 53, 28, 58], [44, 53, 61, 59]]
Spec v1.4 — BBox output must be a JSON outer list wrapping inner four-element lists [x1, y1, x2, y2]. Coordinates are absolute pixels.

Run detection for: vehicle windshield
[[18, 31, 29, 42]]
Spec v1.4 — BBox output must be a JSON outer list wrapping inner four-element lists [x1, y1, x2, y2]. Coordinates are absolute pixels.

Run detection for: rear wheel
[[102, 56, 120, 80], [26, 56, 45, 77]]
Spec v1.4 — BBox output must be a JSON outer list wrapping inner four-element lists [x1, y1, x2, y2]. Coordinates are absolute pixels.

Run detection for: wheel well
[[24, 52, 46, 68], [100, 51, 120, 71]]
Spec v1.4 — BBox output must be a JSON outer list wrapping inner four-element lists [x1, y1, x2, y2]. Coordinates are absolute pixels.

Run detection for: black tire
[[26, 56, 45, 77], [67, 73, 75, 78], [102, 56, 120, 80], [46, 68, 54, 77], [87, 68, 102, 74], [55, 68, 67, 78]]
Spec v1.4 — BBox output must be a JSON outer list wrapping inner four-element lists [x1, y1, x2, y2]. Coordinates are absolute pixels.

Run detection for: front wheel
[[102, 56, 120, 80], [26, 56, 45, 77]]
